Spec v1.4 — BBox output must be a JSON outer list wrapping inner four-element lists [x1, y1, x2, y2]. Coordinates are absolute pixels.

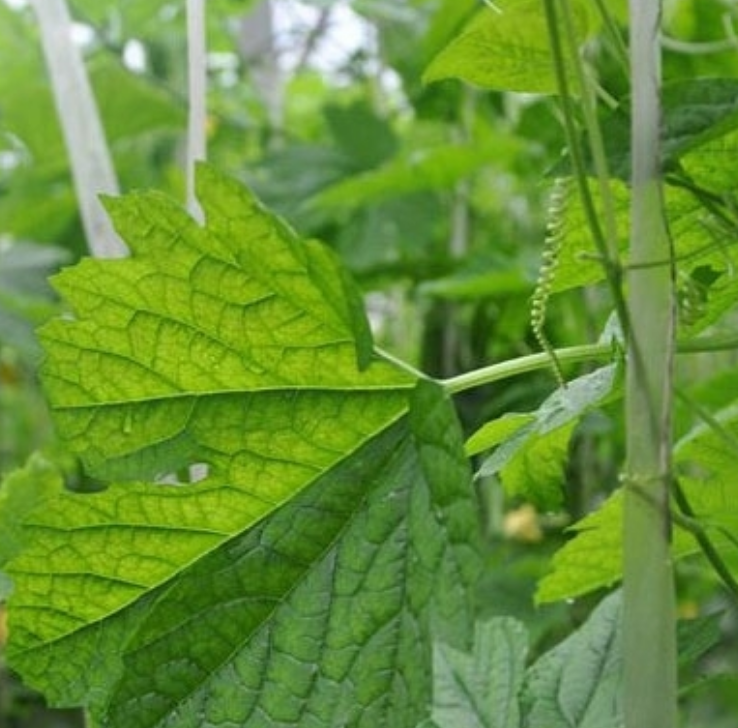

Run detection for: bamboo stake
[[186, 0, 206, 223], [30, 0, 127, 258]]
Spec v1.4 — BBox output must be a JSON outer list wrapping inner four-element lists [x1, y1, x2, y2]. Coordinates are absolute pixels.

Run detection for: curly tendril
[[531, 177, 569, 387]]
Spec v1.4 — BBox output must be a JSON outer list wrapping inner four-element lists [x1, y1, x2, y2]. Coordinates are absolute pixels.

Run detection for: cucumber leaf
[[476, 365, 619, 509], [423, 0, 592, 95], [6, 164, 482, 728], [432, 618, 528, 728], [537, 399, 738, 603], [524, 591, 622, 728], [0, 453, 65, 600]]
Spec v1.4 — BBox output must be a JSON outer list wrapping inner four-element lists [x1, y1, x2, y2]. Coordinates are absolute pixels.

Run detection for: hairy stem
[[623, 1, 678, 726]]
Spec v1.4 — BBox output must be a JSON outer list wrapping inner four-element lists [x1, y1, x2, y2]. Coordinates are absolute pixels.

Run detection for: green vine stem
[[441, 328, 738, 397], [541, 0, 629, 336], [671, 479, 738, 604], [441, 342, 613, 395]]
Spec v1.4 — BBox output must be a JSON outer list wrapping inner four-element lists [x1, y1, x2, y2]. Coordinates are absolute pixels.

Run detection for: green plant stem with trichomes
[[442, 342, 613, 394]]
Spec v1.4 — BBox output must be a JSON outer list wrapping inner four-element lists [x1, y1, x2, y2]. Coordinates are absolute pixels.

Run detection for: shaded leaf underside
[[432, 617, 527, 728], [525, 591, 622, 728]]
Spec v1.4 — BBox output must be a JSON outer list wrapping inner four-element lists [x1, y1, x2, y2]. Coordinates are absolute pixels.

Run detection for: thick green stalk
[[623, 1, 678, 727]]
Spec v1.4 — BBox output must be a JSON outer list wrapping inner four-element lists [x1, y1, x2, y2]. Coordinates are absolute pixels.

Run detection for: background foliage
[[2, 0, 738, 726]]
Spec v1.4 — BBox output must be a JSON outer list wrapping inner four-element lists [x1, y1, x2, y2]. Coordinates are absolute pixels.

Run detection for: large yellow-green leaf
[[6, 165, 482, 727]]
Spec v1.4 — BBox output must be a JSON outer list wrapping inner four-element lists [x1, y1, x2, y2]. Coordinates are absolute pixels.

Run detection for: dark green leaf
[[555, 78, 738, 179]]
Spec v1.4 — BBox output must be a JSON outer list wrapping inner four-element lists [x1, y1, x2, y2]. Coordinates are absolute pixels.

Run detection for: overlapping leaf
[[432, 618, 528, 728], [472, 365, 620, 510], [428, 592, 630, 728], [524, 591, 622, 728], [423, 0, 592, 95], [538, 394, 738, 602], [560, 78, 738, 180], [6, 165, 482, 727], [0, 454, 64, 600]]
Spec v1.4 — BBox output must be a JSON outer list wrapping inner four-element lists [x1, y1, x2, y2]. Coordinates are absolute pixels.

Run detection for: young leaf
[[488, 424, 575, 510], [6, 165, 483, 727], [465, 413, 534, 457], [523, 590, 622, 728], [476, 365, 619, 509], [535, 490, 625, 603], [423, 0, 591, 95], [535, 476, 725, 604], [432, 618, 528, 728]]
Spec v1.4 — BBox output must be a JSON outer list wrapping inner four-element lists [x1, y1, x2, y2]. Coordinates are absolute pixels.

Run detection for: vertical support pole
[[623, 1, 678, 726], [186, 0, 207, 223], [31, 0, 126, 258]]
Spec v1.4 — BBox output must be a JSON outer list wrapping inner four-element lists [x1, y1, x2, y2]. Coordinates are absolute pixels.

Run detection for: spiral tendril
[[531, 177, 569, 387]]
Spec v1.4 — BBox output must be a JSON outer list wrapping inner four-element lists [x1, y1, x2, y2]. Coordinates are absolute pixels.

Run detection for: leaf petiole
[[441, 342, 614, 394], [441, 332, 738, 395]]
